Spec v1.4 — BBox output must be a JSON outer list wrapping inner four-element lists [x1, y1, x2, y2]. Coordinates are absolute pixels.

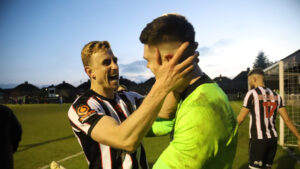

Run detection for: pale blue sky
[[0, 0, 299, 88]]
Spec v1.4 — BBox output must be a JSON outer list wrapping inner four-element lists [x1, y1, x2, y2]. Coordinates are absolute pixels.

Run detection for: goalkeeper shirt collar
[[180, 73, 214, 100]]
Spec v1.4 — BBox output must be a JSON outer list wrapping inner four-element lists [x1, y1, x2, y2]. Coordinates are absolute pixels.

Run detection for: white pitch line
[[37, 151, 84, 169]]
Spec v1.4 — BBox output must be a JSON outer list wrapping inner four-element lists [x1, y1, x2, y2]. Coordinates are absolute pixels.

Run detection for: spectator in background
[[0, 105, 22, 169], [59, 96, 63, 104]]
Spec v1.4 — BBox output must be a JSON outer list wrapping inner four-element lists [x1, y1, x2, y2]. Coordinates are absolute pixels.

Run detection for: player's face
[[90, 49, 119, 90], [143, 45, 158, 75]]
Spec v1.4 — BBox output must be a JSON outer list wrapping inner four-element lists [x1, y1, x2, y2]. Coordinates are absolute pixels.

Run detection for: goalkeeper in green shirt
[[140, 14, 238, 169]]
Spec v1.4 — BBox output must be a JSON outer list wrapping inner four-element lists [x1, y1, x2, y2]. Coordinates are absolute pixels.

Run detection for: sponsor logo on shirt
[[77, 105, 96, 123]]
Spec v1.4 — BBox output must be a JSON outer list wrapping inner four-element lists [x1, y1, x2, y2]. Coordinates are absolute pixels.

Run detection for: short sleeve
[[68, 97, 105, 136], [278, 95, 285, 108], [243, 90, 253, 109], [123, 91, 145, 109], [147, 118, 174, 137]]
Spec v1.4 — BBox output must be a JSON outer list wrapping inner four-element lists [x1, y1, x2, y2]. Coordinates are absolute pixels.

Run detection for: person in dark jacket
[[0, 105, 22, 169]]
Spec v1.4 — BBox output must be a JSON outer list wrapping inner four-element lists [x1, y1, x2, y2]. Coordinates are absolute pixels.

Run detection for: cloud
[[119, 60, 153, 83], [198, 38, 233, 57], [119, 60, 148, 73]]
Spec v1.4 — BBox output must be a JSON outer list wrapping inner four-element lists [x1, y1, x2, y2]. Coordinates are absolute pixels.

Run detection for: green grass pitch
[[6, 102, 300, 169]]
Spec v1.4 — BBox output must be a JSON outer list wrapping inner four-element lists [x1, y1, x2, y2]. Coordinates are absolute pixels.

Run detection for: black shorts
[[249, 138, 278, 168]]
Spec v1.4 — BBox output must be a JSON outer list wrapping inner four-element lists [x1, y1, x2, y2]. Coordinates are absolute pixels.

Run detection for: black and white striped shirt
[[243, 86, 285, 140], [68, 90, 148, 169]]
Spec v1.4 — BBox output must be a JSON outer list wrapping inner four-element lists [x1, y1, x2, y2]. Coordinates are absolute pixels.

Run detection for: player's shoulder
[[245, 88, 258, 96], [71, 90, 96, 110]]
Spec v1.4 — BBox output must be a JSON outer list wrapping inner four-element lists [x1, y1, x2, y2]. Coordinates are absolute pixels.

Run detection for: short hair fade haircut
[[139, 14, 195, 45], [248, 68, 265, 77], [81, 41, 111, 67]]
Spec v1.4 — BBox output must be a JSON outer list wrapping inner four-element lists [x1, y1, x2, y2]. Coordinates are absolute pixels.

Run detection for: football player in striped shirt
[[238, 68, 300, 169], [68, 40, 197, 169]]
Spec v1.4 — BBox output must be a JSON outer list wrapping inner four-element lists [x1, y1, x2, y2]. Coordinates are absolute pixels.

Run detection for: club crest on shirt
[[77, 105, 96, 123]]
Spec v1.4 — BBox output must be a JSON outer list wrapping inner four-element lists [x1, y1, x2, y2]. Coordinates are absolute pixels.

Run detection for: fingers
[[178, 64, 195, 77], [194, 51, 200, 63], [175, 54, 196, 72], [171, 42, 190, 64]]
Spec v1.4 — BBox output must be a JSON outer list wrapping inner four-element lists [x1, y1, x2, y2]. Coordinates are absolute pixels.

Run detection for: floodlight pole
[[279, 61, 285, 146]]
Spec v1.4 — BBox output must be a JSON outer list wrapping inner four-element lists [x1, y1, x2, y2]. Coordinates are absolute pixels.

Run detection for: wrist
[[152, 80, 170, 95]]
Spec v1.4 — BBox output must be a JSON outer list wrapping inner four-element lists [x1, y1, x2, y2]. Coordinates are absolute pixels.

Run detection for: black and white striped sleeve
[[124, 91, 144, 109], [278, 95, 285, 108], [68, 96, 105, 136], [243, 90, 253, 109]]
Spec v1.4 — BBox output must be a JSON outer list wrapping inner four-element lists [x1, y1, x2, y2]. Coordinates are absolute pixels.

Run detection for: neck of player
[[254, 82, 265, 88], [175, 65, 203, 93], [90, 83, 115, 99]]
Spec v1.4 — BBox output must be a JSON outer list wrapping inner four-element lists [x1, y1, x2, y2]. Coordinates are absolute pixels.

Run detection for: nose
[[111, 59, 118, 70]]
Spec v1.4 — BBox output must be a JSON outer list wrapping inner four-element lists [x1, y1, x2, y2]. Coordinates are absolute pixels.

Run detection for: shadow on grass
[[148, 162, 154, 168], [275, 153, 297, 169], [238, 162, 249, 169], [17, 135, 74, 152], [149, 162, 252, 169]]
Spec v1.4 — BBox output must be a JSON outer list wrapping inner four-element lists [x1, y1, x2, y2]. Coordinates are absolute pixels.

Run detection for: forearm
[[118, 83, 169, 150], [279, 108, 300, 140], [237, 107, 249, 126], [284, 118, 300, 140], [157, 91, 179, 119], [237, 115, 243, 126]]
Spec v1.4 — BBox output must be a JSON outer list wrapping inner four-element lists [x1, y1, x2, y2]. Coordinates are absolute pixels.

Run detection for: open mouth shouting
[[108, 74, 119, 84]]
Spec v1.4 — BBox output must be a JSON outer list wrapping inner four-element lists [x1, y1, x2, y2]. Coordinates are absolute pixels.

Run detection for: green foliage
[[7, 103, 300, 169], [253, 51, 273, 69]]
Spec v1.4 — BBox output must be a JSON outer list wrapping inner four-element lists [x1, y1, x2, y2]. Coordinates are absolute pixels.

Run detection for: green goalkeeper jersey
[[153, 74, 238, 169]]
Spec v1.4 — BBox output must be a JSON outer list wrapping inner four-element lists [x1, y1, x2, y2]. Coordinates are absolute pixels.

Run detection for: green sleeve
[[146, 118, 174, 137]]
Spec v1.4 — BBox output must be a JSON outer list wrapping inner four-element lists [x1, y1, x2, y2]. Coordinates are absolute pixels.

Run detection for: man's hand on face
[[154, 42, 199, 93]]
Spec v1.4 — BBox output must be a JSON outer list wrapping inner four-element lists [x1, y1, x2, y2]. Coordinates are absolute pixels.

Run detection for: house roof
[[281, 49, 300, 63], [77, 80, 90, 90], [232, 68, 250, 82], [10, 81, 40, 96], [264, 49, 300, 75], [13, 81, 40, 91], [213, 76, 231, 83], [55, 81, 76, 90]]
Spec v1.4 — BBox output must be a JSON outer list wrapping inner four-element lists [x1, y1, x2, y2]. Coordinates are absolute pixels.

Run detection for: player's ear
[[164, 54, 174, 62], [85, 66, 96, 79]]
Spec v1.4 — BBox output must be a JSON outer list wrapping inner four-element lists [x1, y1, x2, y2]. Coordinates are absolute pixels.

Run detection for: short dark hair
[[248, 68, 265, 77], [139, 14, 195, 45]]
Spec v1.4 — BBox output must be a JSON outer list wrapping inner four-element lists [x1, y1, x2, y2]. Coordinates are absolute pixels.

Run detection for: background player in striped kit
[[238, 68, 300, 169], [68, 41, 197, 169]]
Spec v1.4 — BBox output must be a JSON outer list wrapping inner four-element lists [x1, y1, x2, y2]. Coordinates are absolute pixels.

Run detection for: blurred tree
[[253, 51, 273, 69]]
